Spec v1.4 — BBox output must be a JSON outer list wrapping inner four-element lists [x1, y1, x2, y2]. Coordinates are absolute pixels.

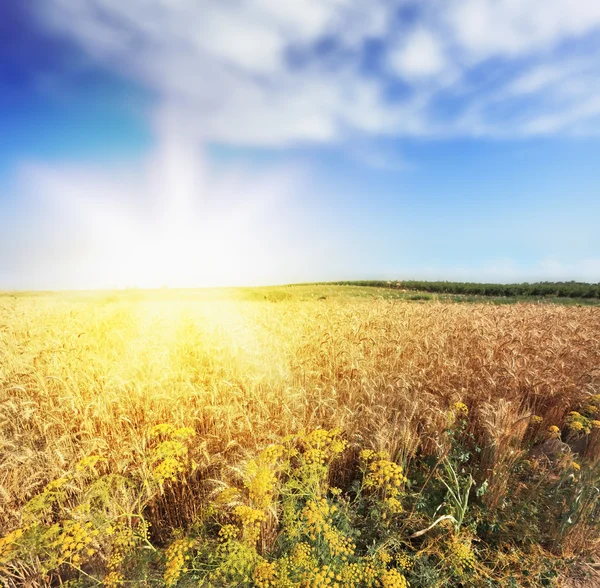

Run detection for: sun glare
[[56, 122, 287, 290], [83, 219, 270, 290]]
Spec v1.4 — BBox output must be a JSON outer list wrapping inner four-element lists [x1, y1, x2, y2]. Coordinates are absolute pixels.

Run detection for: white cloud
[[388, 28, 448, 78], [522, 94, 600, 135], [36, 0, 397, 146], [31, 0, 600, 145], [445, 0, 600, 59], [506, 63, 576, 96]]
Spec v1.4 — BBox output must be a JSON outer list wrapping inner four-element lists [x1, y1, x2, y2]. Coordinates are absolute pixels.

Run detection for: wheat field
[[2, 287, 600, 586]]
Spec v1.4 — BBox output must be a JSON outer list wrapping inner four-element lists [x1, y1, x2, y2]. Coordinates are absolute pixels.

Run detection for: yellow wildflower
[[548, 425, 561, 438], [253, 560, 278, 588], [164, 537, 193, 587], [452, 402, 469, 416], [379, 568, 409, 588]]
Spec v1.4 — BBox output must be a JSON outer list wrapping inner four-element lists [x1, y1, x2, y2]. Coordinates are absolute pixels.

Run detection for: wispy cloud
[[33, 0, 600, 144], [387, 27, 449, 80]]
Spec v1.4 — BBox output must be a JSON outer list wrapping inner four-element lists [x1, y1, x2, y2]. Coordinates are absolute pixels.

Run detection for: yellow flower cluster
[[151, 440, 188, 483], [531, 415, 543, 424], [103, 570, 125, 587], [567, 400, 600, 433], [566, 411, 592, 434], [339, 562, 364, 586], [220, 442, 288, 552], [290, 541, 314, 569], [379, 568, 409, 588], [44, 476, 70, 493], [452, 402, 469, 416], [563, 396, 600, 438], [384, 496, 403, 514], [253, 560, 278, 587], [259, 443, 287, 464], [447, 536, 476, 577], [75, 454, 106, 473], [548, 425, 561, 438], [325, 529, 355, 559], [362, 561, 378, 584], [213, 538, 259, 584], [219, 524, 239, 543], [207, 431, 417, 588], [105, 523, 137, 573], [264, 552, 401, 588], [300, 428, 348, 463], [53, 520, 97, 566], [0, 528, 24, 566], [303, 498, 332, 533], [234, 504, 266, 545], [272, 557, 296, 588], [310, 567, 345, 587], [395, 553, 413, 572], [215, 486, 239, 505], [585, 395, 600, 417], [246, 458, 278, 510], [149, 423, 177, 438], [282, 511, 303, 542], [148, 424, 196, 484], [365, 456, 407, 488], [307, 559, 402, 588], [359, 449, 382, 462], [362, 451, 407, 514], [302, 498, 355, 558], [164, 537, 193, 587], [303, 448, 328, 465], [22, 474, 74, 526], [148, 427, 193, 483]]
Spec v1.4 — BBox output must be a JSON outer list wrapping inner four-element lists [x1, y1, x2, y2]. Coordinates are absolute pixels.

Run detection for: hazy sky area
[[1, 1, 600, 289]]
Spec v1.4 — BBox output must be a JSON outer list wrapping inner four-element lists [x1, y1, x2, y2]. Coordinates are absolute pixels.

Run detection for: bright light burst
[[11, 114, 325, 290]]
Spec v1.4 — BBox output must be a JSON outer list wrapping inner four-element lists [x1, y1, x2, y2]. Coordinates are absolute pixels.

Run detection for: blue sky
[[1, 0, 600, 288]]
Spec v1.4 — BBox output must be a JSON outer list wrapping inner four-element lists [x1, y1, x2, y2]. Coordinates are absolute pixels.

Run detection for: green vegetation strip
[[328, 280, 600, 299]]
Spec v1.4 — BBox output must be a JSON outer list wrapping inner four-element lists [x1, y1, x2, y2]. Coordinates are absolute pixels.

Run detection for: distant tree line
[[332, 280, 600, 299]]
